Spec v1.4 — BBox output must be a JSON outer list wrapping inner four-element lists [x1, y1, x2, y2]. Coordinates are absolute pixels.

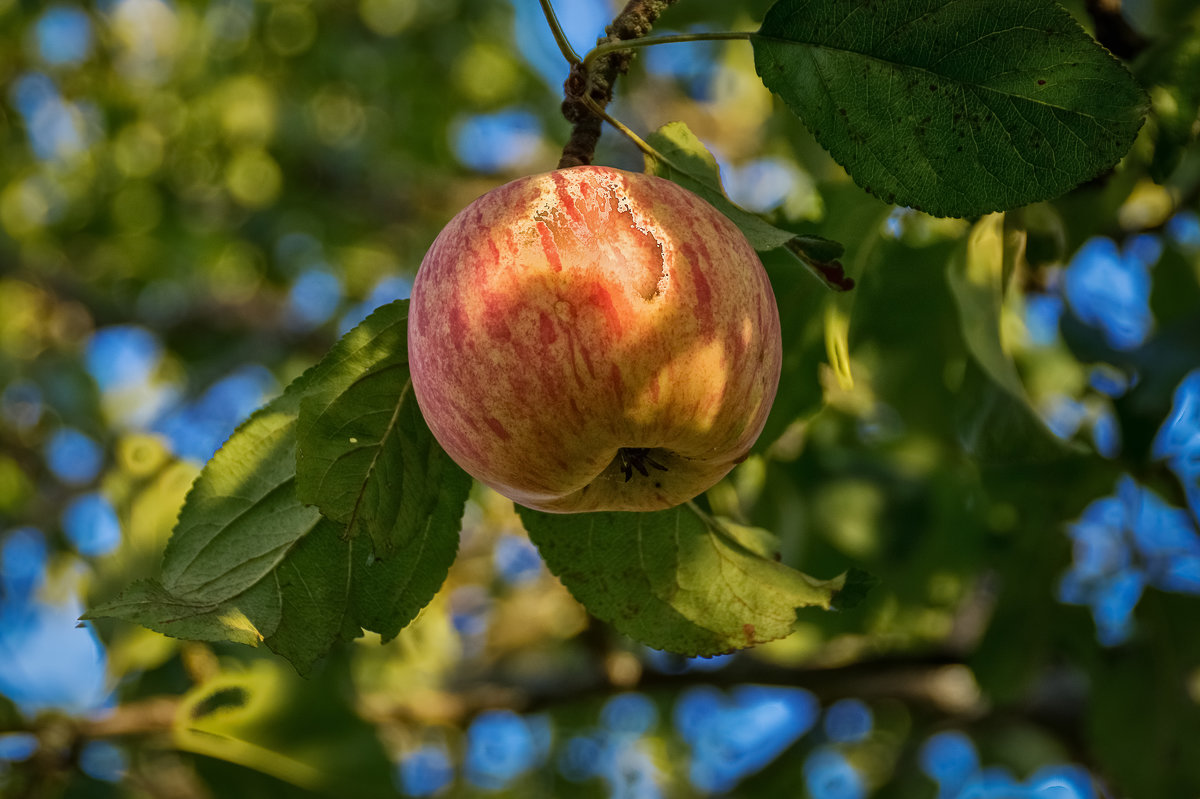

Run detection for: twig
[[556, 0, 682, 168], [579, 93, 679, 170]]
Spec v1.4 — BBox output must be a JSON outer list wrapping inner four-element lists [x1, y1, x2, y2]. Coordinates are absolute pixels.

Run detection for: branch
[[77, 696, 180, 738], [557, 0, 681, 168]]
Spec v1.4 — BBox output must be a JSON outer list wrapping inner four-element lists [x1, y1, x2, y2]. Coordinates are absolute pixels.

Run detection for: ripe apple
[[407, 165, 782, 513]]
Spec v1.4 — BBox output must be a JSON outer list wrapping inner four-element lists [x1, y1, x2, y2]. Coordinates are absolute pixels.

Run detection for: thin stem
[[582, 31, 753, 71], [580, 94, 681, 172], [539, 0, 581, 66]]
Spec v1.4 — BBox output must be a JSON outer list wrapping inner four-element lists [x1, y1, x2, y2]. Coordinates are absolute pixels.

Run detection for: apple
[[407, 165, 782, 513]]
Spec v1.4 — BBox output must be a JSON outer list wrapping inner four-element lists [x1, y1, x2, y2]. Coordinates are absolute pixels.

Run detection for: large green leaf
[[517, 503, 851, 656], [295, 300, 470, 556], [87, 302, 471, 671], [295, 299, 472, 640], [85, 379, 351, 673], [752, 0, 1148, 217]]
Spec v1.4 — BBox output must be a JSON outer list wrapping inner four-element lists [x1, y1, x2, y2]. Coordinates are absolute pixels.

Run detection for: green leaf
[[87, 520, 356, 675], [88, 373, 343, 671], [260, 517, 362, 670], [296, 301, 416, 552], [752, 0, 1148, 217], [947, 214, 1028, 399], [349, 495, 467, 643], [295, 299, 472, 639], [643, 122, 854, 291], [295, 300, 469, 551], [88, 302, 472, 671], [946, 214, 1072, 461], [83, 578, 281, 647], [161, 395, 323, 604], [517, 503, 853, 656]]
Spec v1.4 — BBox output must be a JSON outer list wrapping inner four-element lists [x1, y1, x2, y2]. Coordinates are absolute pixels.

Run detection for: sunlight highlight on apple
[[408, 166, 782, 512]]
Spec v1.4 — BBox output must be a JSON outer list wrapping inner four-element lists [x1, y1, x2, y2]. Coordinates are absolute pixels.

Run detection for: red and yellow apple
[[407, 165, 782, 513]]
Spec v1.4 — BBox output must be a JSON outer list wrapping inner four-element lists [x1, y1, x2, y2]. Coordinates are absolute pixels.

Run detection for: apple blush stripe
[[408, 166, 782, 513]]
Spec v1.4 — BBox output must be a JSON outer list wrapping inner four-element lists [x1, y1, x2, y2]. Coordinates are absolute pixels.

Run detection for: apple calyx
[[617, 447, 670, 482]]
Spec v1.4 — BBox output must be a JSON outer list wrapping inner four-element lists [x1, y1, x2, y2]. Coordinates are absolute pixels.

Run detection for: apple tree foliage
[[1, 0, 1199, 795], [89, 0, 1152, 664]]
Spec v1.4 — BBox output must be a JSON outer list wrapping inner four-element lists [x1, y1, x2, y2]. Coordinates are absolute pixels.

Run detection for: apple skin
[[407, 165, 782, 513]]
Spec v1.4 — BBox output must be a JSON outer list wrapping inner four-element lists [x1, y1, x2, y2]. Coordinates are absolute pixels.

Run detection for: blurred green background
[[2, 0, 1200, 797]]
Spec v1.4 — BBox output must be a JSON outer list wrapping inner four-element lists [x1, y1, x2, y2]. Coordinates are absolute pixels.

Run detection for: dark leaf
[[752, 0, 1148, 216]]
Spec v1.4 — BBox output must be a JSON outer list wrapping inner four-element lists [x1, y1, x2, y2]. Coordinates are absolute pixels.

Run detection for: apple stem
[[579, 94, 681, 172]]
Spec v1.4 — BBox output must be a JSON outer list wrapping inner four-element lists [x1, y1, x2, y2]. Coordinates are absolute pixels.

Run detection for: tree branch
[[557, 0, 681, 169]]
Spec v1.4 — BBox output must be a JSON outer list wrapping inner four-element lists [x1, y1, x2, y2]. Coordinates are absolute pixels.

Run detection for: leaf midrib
[[336, 374, 413, 542]]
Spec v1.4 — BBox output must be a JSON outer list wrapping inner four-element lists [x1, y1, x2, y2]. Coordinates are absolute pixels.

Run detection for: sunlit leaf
[[85, 517, 356, 675], [161, 393, 321, 604], [88, 305, 471, 670], [84, 578, 280, 648], [947, 214, 1072, 460], [518, 503, 852, 656], [643, 122, 853, 291], [86, 378, 331, 668], [752, 0, 1148, 216]]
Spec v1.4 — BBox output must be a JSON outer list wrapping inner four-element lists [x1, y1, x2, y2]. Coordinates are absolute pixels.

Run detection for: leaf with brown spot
[[752, 0, 1148, 216]]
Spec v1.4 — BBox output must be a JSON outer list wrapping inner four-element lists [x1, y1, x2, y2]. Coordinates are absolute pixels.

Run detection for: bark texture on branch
[[557, 0, 680, 168]]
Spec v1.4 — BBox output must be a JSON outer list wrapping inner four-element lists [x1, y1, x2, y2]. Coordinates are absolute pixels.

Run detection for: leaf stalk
[[539, 0, 582, 66], [581, 30, 753, 71]]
